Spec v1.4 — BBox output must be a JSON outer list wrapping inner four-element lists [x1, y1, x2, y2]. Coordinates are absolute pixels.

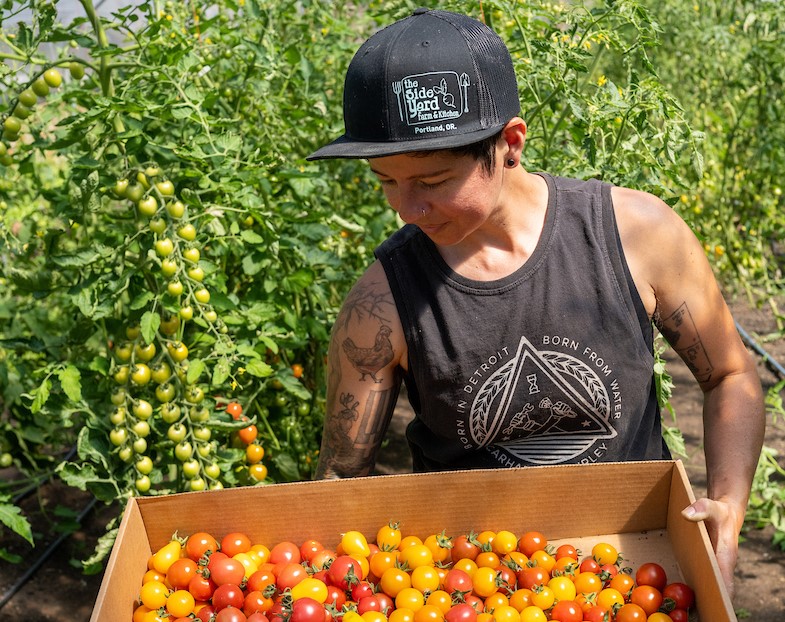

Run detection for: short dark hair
[[410, 129, 503, 176]]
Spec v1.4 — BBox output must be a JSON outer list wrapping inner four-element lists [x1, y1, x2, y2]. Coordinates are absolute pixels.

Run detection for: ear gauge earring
[[506, 158, 516, 168]]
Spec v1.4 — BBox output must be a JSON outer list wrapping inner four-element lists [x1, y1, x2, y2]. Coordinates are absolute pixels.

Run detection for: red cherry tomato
[[222, 532, 252, 557], [635, 562, 668, 592], [549, 600, 583, 622], [213, 584, 245, 611], [327, 555, 362, 591], [269, 540, 301, 565], [216, 607, 248, 622], [290, 598, 325, 622], [445, 603, 478, 622], [663, 582, 695, 610], [189, 574, 217, 601], [211, 556, 246, 586]]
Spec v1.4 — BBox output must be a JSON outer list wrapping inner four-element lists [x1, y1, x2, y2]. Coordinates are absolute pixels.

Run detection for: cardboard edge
[[135, 461, 676, 550], [89, 499, 149, 622], [668, 460, 736, 621]]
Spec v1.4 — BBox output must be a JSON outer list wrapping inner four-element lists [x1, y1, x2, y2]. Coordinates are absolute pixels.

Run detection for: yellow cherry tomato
[[152, 540, 182, 574]]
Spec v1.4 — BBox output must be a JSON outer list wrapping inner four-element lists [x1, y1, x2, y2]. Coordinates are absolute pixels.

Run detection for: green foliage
[[1, 0, 783, 566], [1, 0, 392, 560], [646, 0, 785, 310]]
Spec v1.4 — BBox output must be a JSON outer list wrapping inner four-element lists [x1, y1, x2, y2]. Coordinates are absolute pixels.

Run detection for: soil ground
[[1, 296, 784, 621]]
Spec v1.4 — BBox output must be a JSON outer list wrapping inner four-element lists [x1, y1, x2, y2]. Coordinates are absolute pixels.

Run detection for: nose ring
[[421, 207, 425, 215]]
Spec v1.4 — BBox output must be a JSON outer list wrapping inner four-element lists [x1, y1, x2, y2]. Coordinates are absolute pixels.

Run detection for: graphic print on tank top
[[464, 334, 618, 465]]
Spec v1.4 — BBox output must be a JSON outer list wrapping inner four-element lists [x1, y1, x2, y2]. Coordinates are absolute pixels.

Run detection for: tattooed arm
[[315, 260, 406, 479], [613, 186, 765, 597]]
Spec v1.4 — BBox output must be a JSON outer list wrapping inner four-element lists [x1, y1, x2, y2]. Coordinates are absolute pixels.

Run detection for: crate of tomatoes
[[90, 460, 733, 622]]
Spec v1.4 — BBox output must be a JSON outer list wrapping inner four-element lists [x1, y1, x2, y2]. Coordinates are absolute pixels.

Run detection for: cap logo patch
[[392, 71, 471, 133]]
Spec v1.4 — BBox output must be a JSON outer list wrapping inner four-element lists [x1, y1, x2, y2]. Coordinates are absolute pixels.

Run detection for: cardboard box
[[91, 460, 734, 621]]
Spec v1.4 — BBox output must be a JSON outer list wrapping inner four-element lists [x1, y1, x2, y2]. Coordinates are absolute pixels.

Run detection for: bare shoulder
[[610, 185, 706, 315], [610, 186, 690, 241]]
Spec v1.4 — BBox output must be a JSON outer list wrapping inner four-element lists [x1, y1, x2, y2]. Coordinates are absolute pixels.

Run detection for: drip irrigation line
[[0, 497, 98, 611], [10, 445, 78, 505], [736, 321, 785, 379]]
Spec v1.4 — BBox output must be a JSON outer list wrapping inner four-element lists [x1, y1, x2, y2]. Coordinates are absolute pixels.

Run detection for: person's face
[[368, 150, 503, 246]]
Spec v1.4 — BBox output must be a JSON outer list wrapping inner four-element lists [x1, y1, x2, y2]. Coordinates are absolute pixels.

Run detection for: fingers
[[681, 497, 738, 599]]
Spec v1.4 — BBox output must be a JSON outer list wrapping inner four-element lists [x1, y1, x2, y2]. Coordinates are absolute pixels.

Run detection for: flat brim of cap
[[306, 123, 506, 161]]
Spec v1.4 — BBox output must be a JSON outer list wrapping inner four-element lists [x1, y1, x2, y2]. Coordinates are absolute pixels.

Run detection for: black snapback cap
[[307, 8, 520, 160]]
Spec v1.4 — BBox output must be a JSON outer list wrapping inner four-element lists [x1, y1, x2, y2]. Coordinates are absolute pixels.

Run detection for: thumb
[[682, 497, 714, 522]]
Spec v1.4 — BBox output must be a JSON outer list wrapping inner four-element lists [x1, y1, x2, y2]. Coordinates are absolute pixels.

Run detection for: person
[[306, 8, 765, 597]]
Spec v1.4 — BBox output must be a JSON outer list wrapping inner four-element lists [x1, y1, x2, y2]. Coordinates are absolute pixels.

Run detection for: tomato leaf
[[130, 290, 155, 310], [245, 359, 273, 378], [0, 499, 34, 546], [140, 311, 161, 344], [188, 358, 207, 384], [55, 462, 121, 502], [272, 451, 300, 482], [30, 377, 52, 413], [211, 358, 230, 386], [58, 364, 83, 403]]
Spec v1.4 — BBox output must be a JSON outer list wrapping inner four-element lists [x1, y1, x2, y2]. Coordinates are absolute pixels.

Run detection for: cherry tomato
[[43, 68, 63, 87], [235, 423, 257, 445], [210, 556, 246, 586], [342, 530, 371, 557], [226, 401, 244, 419], [517, 566, 549, 590], [549, 600, 582, 622], [609, 572, 635, 597], [635, 562, 667, 592], [630, 584, 663, 615], [329, 555, 363, 591], [582, 605, 610, 622], [152, 540, 182, 574], [166, 590, 196, 618], [376, 522, 402, 550], [443, 568, 473, 595], [451, 534, 480, 562], [591, 542, 618, 566], [615, 603, 647, 622], [213, 583, 245, 611], [290, 597, 325, 622], [518, 531, 546, 557], [215, 607, 248, 622], [379, 566, 412, 598], [667, 608, 689, 622], [662, 582, 695, 610], [167, 557, 197, 589], [189, 573, 216, 601], [276, 562, 308, 590], [445, 603, 477, 622], [140, 580, 168, 609], [247, 568, 276, 593], [269, 540, 301, 565], [222, 532, 252, 557], [554, 544, 578, 560], [244, 590, 274, 616]]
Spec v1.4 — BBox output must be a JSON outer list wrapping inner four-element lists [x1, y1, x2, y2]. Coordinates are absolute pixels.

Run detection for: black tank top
[[375, 173, 668, 471]]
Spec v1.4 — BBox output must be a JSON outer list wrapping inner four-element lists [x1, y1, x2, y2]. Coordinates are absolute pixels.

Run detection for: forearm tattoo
[[317, 388, 397, 477], [656, 302, 714, 383]]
